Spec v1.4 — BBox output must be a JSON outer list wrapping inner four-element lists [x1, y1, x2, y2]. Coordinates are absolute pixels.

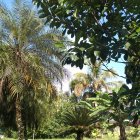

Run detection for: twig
[[102, 62, 126, 79]]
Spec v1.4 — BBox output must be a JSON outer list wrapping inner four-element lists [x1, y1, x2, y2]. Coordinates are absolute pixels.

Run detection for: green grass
[[3, 132, 140, 140], [3, 137, 140, 140], [2, 138, 74, 140]]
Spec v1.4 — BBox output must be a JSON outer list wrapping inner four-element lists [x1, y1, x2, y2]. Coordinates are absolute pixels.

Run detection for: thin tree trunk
[[76, 131, 84, 140], [0, 78, 4, 101], [24, 121, 28, 140], [119, 124, 127, 140], [33, 129, 35, 140], [15, 96, 25, 140]]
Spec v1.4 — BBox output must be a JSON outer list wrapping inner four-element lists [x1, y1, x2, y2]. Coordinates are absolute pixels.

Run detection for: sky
[[3, 0, 129, 91], [62, 60, 127, 92]]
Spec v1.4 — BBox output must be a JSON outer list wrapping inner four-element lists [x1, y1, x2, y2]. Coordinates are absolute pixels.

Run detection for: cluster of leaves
[[33, 94, 104, 139], [34, 96, 76, 139], [33, 0, 140, 78], [82, 84, 140, 140]]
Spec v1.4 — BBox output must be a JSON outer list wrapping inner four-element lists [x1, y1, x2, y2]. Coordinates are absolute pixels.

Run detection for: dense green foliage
[[1, 0, 140, 140], [0, 0, 67, 139], [32, 0, 140, 85], [82, 84, 140, 140], [31, 2, 140, 139]]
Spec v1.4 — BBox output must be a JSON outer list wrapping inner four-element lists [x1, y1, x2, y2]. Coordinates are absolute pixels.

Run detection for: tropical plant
[[0, 0, 66, 139], [0, 76, 16, 130], [70, 62, 123, 100], [60, 103, 103, 140], [70, 73, 90, 98], [82, 84, 131, 140], [87, 61, 123, 92], [35, 96, 67, 139]]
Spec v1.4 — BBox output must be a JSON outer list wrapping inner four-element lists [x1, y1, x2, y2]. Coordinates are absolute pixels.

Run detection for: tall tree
[[70, 73, 89, 98], [0, 0, 66, 139], [70, 62, 122, 100], [87, 61, 122, 92]]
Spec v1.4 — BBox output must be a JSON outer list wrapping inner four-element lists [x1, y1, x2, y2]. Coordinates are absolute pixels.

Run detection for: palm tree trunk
[[15, 96, 25, 140], [76, 131, 84, 140], [119, 124, 127, 140]]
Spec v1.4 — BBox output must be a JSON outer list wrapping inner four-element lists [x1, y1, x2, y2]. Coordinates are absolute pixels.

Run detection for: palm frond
[[0, 0, 68, 103]]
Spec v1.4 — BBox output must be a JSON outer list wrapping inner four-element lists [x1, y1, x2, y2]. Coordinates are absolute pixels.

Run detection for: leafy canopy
[[33, 0, 140, 84]]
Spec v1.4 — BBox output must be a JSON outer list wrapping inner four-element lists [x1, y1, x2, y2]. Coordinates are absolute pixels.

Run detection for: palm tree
[[70, 61, 123, 99], [61, 104, 101, 140], [70, 73, 90, 98], [88, 61, 119, 92], [0, 0, 66, 139]]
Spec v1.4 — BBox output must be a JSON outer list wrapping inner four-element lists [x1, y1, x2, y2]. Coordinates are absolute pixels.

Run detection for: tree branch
[[101, 61, 126, 79]]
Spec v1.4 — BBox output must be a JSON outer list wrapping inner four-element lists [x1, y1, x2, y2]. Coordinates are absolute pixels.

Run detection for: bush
[[3, 129, 17, 139]]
